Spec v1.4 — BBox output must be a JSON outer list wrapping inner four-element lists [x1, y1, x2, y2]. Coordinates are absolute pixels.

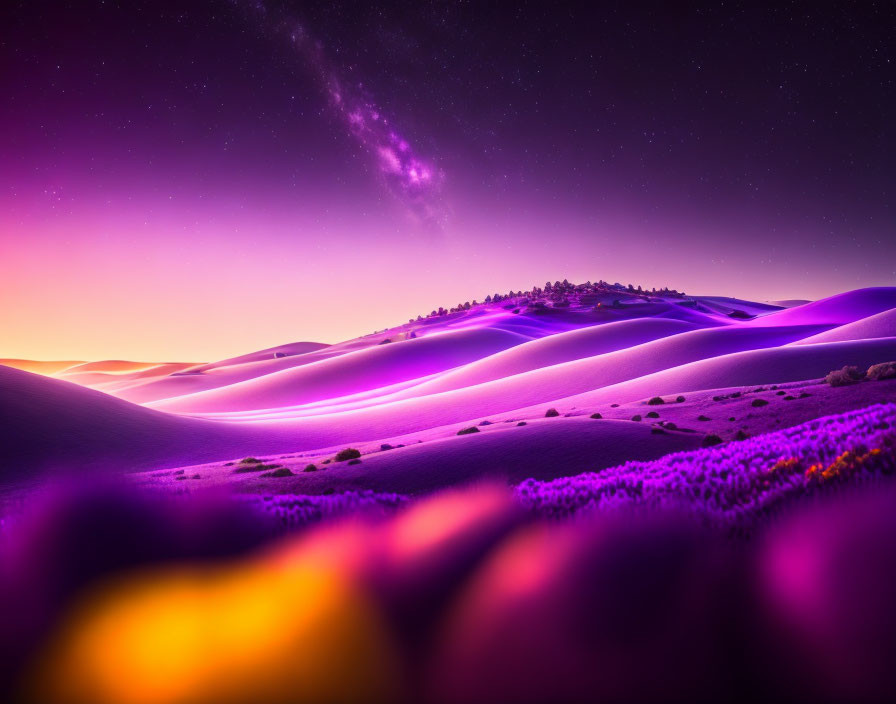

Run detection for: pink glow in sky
[[2, 2, 894, 362]]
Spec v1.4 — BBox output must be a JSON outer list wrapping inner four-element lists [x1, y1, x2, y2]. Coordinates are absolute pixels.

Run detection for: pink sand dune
[[59, 362, 199, 389], [185, 341, 329, 373], [59, 360, 176, 375], [0, 359, 83, 376]]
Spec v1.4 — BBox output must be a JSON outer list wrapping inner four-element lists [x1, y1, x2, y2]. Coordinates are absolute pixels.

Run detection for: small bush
[[712, 395, 724, 401], [347, 459, 362, 465], [664, 422, 677, 430], [380, 443, 394, 451], [783, 395, 796, 401], [751, 398, 769, 407], [260, 467, 294, 478], [867, 361, 896, 381], [776, 390, 786, 395], [610, 403, 620, 408], [303, 464, 317, 472], [735, 430, 750, 441], [631, 414, 642, 421], [697, 415, 710, 421], [675, 396, 686, 403], [479, 420, 493, 426], [825, 365, 865, 387], [647, 397, 665, 405], [335, 448, 362, 462], [240, 457, 262, 465], [545, 408, 560, 417], [457, 426, 480, 435], [702, 434, 723, 447], [517, 421, 527, 426], [234, 463, 281, 474], [590, 413, 602, 419], [646, 411, 659, 418]]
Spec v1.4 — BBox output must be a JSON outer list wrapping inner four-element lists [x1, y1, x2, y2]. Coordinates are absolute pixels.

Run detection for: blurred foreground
[[4, 475, 896, 703]]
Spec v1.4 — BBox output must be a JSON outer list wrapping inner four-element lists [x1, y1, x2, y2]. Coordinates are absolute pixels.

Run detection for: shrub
[[776, 390, 786, 395], [675, 396, 686, 403], [697, 415, 710, 421], [590, 413, 602, 419], [545, 408, 560, 417], [646, 411, 659, 418], [610, 403, 620, 408], [240, 457, 262, 465], [702, 434, 723, 447], [234, 463, 281, 474], [647, 397, 665, 405], [664, 422, 677, 430], [457, 426, 480, 435], [479, 420, 493, 426], [517, 421, 527, 426], [380, 443, 394, 451], [867, 361, 896, 381], [347, 459, 362, 465], [303, 464, 317, 472], [631, 414, 642, 421], [735, 430, 750, 441], [260, 467, 294, 478], [825, 365, 865, 387], [751, 399, 769, 407], [335, 448, 362, 462]]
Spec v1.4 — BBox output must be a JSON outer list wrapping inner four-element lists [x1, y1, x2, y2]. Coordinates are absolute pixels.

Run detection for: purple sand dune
[[5, 334, 896, 482], [381, 318, 698, 395], [533, 336, 896, 413], [745, 287, 896, 327], [151, 327, 530, 413], [143, 419, 704, 496], [789, 307, 896, 345], [155, 323, 829, 417]]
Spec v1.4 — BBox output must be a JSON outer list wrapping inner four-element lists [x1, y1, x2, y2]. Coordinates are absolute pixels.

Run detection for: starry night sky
[[2, 1, 894, 360]]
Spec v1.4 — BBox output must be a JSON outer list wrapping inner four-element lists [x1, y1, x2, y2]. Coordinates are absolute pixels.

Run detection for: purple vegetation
[[517, 403, 896, 530]]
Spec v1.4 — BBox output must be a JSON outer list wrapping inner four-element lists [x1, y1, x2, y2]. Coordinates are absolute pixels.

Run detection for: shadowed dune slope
[[236, 419, 704, 495]]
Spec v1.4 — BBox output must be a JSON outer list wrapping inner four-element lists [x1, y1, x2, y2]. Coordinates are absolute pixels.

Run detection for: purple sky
[[1, 1, 894, 360]]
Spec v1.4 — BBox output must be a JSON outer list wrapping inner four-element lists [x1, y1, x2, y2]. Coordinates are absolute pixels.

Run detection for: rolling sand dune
[[185, 341, 329, 372], [0, 359, 83, 376], [163, 419, 704, 495], [151, 327, 530, 413], [745, 287, 896, 327], [529, 337, 896, 413], [156, 323, 828, 416], [789, 307, 896, 345], [4, 287, 896, 487]]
